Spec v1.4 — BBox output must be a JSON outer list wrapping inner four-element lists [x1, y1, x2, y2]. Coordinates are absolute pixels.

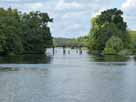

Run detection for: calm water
[[0, 48, 136, 102]]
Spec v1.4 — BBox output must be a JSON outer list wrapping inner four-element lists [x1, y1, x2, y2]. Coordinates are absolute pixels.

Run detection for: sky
[[0, 0, 136, 38]]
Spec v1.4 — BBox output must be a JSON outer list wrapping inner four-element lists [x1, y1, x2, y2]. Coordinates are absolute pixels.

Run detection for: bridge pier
[[51, 46, 84, 55], [79, 46, 82, 55], [63, 46, 66, 55], [52, 46, 55, 55]]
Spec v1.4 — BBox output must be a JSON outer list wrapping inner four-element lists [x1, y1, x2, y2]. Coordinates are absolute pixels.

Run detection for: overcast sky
[[0, 0, 136, 38]]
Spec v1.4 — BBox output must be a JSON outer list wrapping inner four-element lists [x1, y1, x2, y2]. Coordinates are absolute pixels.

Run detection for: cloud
[[0, 0, 20, 1], [28, 2, 43, 10], [55, 0, 83, 11], [121, 0, 136, 30], [122, 0, 136, 10], [0, 0, 38, 3], [0, 0, 135, 37]]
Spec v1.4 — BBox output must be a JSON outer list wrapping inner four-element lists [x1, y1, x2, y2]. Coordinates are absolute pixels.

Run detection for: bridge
[[51, 45, 86, 55]]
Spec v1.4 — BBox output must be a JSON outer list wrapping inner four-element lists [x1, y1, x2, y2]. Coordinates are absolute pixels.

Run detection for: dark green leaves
[[89, 8, 129, 54], [0, 8, 53, 55]]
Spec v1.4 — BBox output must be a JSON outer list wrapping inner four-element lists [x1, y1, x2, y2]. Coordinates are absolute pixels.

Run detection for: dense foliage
[[89, 8, 129, 54], [76, 36, 89, 47], [53, 38, 74, 47], [129, 31, 136, 48], [53, 36, 89, 47], [104, 36, 124, 54], [0, 8, 53, 55]]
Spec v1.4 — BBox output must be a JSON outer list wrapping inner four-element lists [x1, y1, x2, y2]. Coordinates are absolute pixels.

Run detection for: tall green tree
[[89, 8, 129, 54], [21, 11, 53, 54], [0, 8, 53, 55], [0, 8, 23, 55]]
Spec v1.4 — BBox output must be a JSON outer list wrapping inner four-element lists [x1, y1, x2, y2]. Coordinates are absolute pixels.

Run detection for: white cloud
[[28, 2, 43, 10], [55, 0, 83, 10], [0, 0, 135, 37], [121, 0, 136, 30], [122, 0, 136, 10]]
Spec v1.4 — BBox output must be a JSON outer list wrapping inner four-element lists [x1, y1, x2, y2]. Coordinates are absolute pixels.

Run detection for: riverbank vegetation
[[129, 31, 136, 48], [88, 8, 131, 55], [0, 7, 136, 56], [0, 8, 53, 55], [53, 36, 89, 47]]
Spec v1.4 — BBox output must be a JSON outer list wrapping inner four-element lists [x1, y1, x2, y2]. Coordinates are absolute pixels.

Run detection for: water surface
[[0, 48, 135, 102]]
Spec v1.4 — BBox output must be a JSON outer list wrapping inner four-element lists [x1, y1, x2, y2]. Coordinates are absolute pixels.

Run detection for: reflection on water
[[0, 54, 52, 64], [0, 67, 19, 72], [0, 48, 135, 102], [92, 55, 129, 62]]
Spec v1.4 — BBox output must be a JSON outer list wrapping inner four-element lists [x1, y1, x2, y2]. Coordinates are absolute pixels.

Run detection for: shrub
[[104, 36, 124, 54], [104, 48, 116, 55]]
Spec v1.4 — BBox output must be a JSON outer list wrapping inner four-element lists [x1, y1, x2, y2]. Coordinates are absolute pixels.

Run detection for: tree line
[[0, 8, 53, 55], [54, 8, 134, 55], [0, 8, 135, 56], [53, 36, 89, 48]]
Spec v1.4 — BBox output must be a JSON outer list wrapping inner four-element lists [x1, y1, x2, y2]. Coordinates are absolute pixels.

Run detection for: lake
[[0, 48, 135, 102]]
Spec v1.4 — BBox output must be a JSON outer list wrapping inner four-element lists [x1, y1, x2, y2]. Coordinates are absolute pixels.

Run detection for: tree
[[21, 11, 53, 54], [0, 8, 53, 55], [0, 8, 23, 55], [89, 8, 129, 54]]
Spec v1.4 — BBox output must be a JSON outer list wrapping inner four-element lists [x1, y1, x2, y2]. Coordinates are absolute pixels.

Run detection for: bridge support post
[[79, 46, 82, 55], [63, 45, 66, 55], [52, 46, 55, 55]]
